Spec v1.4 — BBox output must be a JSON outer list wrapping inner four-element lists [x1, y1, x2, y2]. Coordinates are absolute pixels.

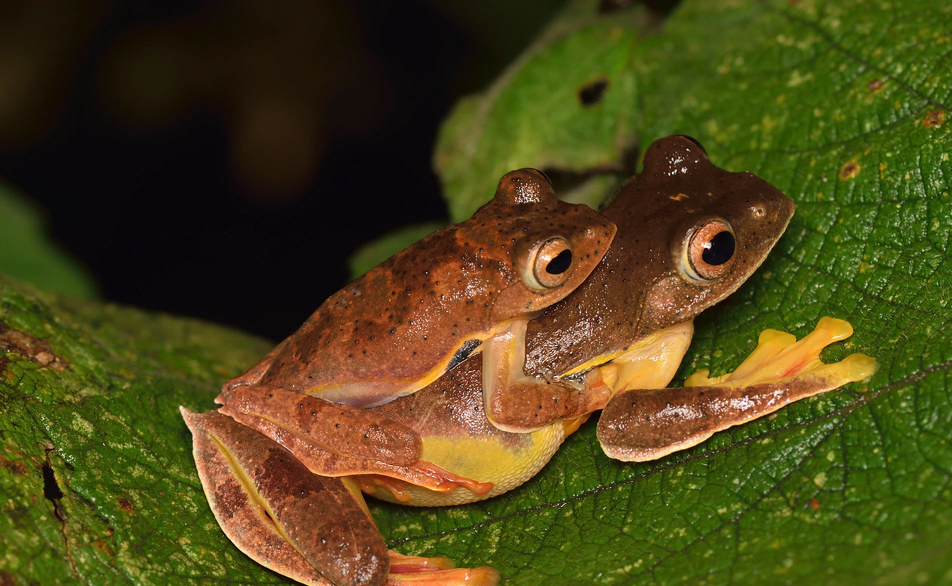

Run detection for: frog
[[221, 167, 617, 430], [181, 136, 877, 586]]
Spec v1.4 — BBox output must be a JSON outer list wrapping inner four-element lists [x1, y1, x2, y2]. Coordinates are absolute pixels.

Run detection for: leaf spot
[[0, 321, 69, 371], [117, 497, 135, 514], [42, 457, 65, 520], [839, 161, 860, 180], [922, 109, 946, 128]]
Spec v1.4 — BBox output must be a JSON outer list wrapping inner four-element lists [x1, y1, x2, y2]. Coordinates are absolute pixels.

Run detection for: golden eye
[[524, 237, 574, 290], [680, 219, 735, 283]]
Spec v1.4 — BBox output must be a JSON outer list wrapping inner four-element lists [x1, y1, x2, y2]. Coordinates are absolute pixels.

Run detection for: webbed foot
[[181, 408, 499, 586], [597, 317, 877, 462]]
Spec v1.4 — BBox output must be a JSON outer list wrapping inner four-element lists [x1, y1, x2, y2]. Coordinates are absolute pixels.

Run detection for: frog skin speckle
[[223, 168, 616, 409], [523, 135, 794, 379], [363, 135, 797, 505], [183, 137, 876, 586]]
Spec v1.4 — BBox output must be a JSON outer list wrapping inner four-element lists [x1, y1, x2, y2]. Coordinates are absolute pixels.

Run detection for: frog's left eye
[[681, 219, 736, 283], [524, 237, 574, 289]]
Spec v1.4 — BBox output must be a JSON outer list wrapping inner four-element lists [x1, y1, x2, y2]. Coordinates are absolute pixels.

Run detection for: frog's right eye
[[678, 219, 736, 284], [523, 237, 574, 290]]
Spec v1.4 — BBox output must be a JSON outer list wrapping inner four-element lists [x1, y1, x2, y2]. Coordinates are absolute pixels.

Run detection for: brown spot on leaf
[[0, 321, 69, 371], [93, 537, 115, 557], [117, 497, 135, 514], [0, 455, 28, 476], [1, 571, 18, 586], [839, 161, 860, 180], [867, 78, 883, 92], [922, 109, 946, 128]]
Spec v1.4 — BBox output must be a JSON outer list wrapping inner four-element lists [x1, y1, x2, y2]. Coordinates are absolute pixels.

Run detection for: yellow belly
[[370, 422, 568, 507]]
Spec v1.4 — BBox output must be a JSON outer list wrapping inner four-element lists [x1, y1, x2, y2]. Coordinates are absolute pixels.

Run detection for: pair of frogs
[[181, 136, 876, 586]]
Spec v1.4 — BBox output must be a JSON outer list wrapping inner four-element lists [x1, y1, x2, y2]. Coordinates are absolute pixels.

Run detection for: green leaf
[[2, 0, 951, 585], [434, 0, 645, 221], [347, 222, 446, 279], [0, 184, 98, 300], [0, 274, 278, 584], [409, 0, 952, 584]]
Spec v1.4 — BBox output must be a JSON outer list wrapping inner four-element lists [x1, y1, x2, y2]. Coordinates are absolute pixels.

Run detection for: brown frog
[[223, 167, 616, 425], [182, 136, 876, 586]]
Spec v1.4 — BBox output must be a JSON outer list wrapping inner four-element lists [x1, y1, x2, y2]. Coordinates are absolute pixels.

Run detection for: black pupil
[[702, 231, 735, 265], [546, 249, 573, 275]]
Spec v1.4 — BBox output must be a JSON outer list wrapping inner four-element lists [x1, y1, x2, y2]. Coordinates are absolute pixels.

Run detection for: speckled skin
[[357, 135, 796, 504], [224, 169, 615, 408], [213, 136, 796, 504], [523, 135, 795, 378], [185, 137, 801, 586], [181, 408, 389, 586], [367, 355, 569, 506]]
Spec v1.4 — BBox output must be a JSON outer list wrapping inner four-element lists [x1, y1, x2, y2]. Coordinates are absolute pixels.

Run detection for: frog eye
[[680, 219, 736, 283], [524, 237, 574, 290]]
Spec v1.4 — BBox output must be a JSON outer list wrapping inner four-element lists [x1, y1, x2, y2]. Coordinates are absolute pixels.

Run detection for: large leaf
[[2, 0, 950, 585], [0, 275, 279, 584], [391, 0, 952, 584], [433, 1, 646, 221]]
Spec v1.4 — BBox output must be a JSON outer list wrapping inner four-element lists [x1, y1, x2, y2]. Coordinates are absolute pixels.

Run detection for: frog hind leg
[[483, 318, 611, 433], [181, 408, 499, 586], [180, 407, 388, 586], [596, 317, 877, 462], [217, 385, 493, 495], [216, 384, 425, 468]]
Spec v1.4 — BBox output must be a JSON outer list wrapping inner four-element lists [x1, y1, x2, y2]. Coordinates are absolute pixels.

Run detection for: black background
[[0, 1, 560, 340]]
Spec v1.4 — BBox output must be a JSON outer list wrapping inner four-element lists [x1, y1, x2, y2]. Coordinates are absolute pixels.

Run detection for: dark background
[[0, 0, 563, 340]]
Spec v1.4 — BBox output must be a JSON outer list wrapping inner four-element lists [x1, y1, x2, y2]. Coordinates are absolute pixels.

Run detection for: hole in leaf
[[578, 78, 609, 106], [42, 460, 63, 502]]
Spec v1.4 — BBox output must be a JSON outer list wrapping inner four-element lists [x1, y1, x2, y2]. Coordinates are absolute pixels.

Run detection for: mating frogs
[[182, 136, 876, 586]]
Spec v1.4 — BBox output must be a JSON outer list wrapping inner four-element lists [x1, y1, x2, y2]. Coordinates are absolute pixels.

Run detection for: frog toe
[[596, 317, 876, 462], [684, 316, 877, 388], [387, 552, 499, 585]]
